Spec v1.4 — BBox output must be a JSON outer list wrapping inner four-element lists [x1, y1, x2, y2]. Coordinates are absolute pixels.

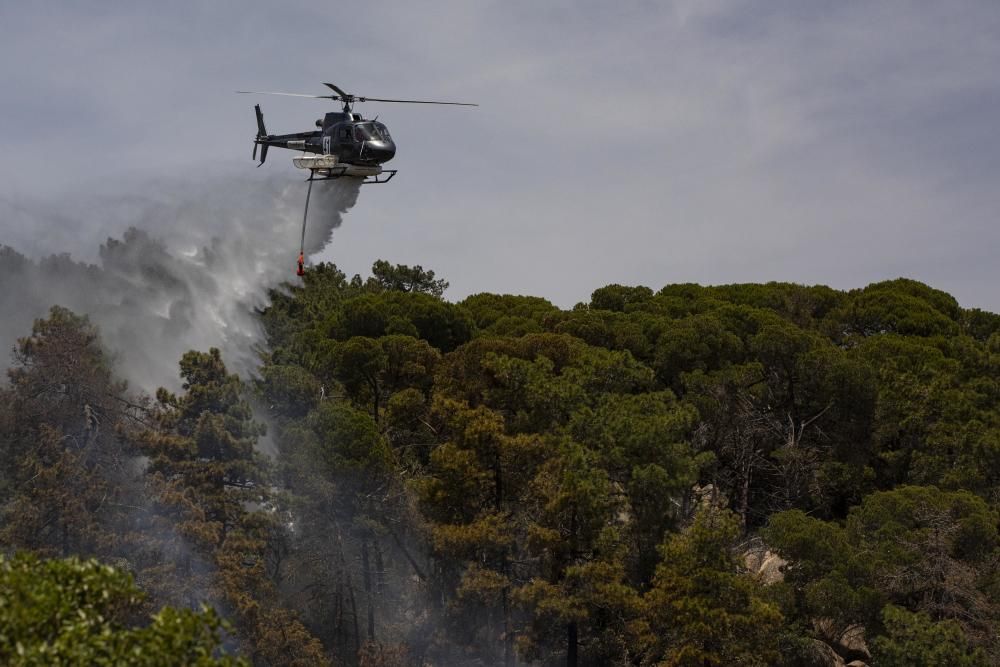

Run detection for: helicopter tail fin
[[255, 104, 267, 138], [253, 105, 269, 165]]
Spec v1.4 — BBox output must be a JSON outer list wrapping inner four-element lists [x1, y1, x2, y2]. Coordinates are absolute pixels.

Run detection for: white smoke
[[0, 173, 361, 391]]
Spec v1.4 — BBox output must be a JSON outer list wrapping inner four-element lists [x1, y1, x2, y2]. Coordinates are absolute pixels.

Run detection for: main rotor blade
[[358, 97, 478, 106], [236, 90, 337, 99], [238, 87, 477, 106], [323, 83, 351, 98]]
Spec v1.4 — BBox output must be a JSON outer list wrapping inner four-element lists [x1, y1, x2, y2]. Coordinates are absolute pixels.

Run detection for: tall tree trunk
[[494, 454, 504, 510], [567, 505, 579, 666], [739, 464, 750, 530], [374, 539, 386, 596], [567, 621, 578, 667], [348, 577, 361, 656], [495, 453, 513, 666], [390, 529, 427, 581], [362, 538, 376, 641], [502, 571, 513, 667], [61, 499, 71, 556], [334, 576, 345, 657]]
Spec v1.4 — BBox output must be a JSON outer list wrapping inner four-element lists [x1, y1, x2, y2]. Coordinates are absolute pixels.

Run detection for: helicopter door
[[336, 126, 352, 146], [334, 125, 356, 160], [322, 135, 331, 155]]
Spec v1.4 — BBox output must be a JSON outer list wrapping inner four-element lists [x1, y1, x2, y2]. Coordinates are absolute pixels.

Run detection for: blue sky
[[1, 1, 998, 311]]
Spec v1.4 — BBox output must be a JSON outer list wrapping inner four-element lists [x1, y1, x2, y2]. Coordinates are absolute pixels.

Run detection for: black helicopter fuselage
[[243, 83, 473, 184], [253, 107, 396, 167]]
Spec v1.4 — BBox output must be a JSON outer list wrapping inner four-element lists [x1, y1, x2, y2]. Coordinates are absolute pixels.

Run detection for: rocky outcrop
[[814, 619, 871, 665], [743, 538, 788, 585], [837, 624, 871, 664], [742, 541, 871, 666], [807, 639, 846, 667], [745, 548, 787, 585], [804, 638, 871, 667]]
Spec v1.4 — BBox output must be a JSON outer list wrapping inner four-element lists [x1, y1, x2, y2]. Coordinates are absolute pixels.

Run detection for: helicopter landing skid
[[306, 168, 397, 184], [292, 155, 396, 184]]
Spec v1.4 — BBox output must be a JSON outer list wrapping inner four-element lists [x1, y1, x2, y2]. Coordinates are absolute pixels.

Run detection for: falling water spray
[[0, 174, 362, 391]]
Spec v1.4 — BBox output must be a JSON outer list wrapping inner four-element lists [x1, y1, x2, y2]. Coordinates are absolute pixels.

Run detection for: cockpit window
[[354, 122, 390, 141]]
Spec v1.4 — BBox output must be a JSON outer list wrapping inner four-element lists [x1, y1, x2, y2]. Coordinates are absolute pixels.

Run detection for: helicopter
[[237, 83, 477, 184], [237, 83, 476, 276]]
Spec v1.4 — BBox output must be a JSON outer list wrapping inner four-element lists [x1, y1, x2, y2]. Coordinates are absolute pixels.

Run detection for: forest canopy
[[1, 260, 998, 666]]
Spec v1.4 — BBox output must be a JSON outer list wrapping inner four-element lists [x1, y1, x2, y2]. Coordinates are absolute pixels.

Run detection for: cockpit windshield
[[355, 122, 388, 142]]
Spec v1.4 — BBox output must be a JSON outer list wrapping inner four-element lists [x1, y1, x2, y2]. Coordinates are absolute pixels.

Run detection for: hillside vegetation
[[2, 261, 998, 666]]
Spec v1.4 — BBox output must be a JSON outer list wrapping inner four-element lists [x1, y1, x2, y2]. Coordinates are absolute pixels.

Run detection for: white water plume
[[0, 174, 361, 391]]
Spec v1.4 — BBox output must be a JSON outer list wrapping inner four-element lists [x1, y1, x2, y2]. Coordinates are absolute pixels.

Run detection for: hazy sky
[[2, 1, 998, 311]]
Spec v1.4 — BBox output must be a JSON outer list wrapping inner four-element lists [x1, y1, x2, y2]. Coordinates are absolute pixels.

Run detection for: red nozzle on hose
[[296, 252, 305, 277]]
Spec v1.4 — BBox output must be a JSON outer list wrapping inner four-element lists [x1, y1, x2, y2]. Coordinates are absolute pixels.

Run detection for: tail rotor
[[253, 105, 269, 166]]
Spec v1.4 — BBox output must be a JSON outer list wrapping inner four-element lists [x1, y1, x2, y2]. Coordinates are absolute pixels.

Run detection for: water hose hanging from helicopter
[[297, 176, 313, 276]]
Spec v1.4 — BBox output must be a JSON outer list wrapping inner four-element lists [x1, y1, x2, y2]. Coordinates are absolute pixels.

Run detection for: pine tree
[[137, 348, 326, 665], [0, 307, 138, 560], [643, 508, 783, 666]]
